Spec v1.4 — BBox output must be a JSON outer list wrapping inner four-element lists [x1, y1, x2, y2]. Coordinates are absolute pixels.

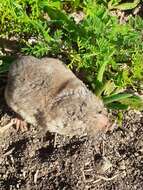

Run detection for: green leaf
[[103, 80, 116, 95], [106, 102, 128, 110], [104, 93, 143, 110], [0, 56, 15, 73], [108, 0, 140, 10], [97, 60, 108, 82], [94, 80, 105, 96], [119, 95, 143, 110], [103, 93, 133, 104], [97, 50, 115, 82]]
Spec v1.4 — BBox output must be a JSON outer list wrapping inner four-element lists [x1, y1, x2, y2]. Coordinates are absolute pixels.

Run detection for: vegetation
[[0, 0, 143, 110]]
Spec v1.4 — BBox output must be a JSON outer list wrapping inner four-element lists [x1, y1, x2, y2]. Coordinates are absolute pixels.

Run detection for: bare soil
[[0, 78, 142, 190]]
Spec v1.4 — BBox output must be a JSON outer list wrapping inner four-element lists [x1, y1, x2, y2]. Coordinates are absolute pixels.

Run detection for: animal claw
[[11, 118, 28, 132]]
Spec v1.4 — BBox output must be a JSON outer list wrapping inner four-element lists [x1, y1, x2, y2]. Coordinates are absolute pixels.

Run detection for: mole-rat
[[5, 56, 108, 137]]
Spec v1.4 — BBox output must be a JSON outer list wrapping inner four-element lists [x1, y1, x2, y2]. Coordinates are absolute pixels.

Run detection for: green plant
[[0, 0, 143, 110], [108, 0, 140, 10]]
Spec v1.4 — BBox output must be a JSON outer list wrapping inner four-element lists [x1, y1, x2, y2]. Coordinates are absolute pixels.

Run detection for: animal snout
[[97, 114, 109, 130]]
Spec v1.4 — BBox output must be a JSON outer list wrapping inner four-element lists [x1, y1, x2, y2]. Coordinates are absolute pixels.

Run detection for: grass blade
[[103, 93, 133, 104]]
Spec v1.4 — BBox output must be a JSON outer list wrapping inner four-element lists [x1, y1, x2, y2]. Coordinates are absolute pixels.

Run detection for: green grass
[[0, 0, 143, 110]]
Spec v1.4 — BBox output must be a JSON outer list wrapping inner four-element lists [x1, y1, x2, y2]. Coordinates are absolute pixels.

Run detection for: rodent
[[5, 56, 109, 137]]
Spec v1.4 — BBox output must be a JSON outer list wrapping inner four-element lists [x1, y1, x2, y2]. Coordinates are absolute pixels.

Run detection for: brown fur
[[5, 56, 108, 137]]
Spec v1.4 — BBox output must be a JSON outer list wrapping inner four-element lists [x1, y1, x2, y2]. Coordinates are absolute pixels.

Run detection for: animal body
[[5, 56, 108, 137]]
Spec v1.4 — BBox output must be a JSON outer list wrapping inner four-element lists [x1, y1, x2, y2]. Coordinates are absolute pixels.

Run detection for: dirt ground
[[0, 78, 142, 190]]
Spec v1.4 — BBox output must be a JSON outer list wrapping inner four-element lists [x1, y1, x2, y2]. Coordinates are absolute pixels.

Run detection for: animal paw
[[12, 118, 28, 132]]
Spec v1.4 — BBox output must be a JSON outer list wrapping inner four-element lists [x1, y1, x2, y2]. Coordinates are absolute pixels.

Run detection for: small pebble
[[118, 160, 126, 170], [95, 156, 112, 174]]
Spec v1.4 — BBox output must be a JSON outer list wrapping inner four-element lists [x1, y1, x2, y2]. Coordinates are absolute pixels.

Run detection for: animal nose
[[97, 114, 109, 130]]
